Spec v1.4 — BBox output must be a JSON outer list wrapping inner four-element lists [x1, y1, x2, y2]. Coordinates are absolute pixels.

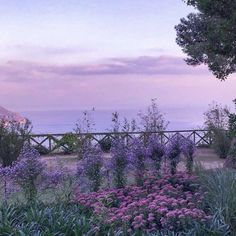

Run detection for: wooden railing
[[27, 129, 213, 155]]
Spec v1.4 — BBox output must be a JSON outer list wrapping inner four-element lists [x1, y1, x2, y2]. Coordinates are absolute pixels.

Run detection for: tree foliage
[[0, 120, 31, 167], [176, 0, 236, 80]]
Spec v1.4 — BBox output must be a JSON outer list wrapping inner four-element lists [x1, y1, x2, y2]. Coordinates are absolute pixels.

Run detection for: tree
[[0, 120, 31, 167], [228, 99, 236, 138], [204, 102, 231, 158], [176, 0, 236, 80]]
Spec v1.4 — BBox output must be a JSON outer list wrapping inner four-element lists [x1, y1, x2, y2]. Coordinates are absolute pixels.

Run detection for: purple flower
[[147, 135, 165, 173], [181, 139, 196, 173], [129, 138, 147, 186], [110, 138, 129, 188], [166, 135, 183, 175], [77, 146, 103, 192], [11, 144, 46, 201]]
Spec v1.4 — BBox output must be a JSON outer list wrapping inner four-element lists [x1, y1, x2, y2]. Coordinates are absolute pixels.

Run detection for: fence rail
[[27, 129, 214, 155]]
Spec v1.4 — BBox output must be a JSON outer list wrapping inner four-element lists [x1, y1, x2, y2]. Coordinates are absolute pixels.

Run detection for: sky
[[0, 0, 236, 112]]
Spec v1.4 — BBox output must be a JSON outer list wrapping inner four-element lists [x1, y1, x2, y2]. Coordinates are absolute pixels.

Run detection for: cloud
[[4, 44, 95, 56], [0, 55, 209, 83]]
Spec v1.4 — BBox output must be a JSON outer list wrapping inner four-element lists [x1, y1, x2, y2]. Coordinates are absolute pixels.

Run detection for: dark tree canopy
[[176, 0, 236, 80]]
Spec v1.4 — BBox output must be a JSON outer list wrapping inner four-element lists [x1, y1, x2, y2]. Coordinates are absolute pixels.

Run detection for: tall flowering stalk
[[0, 166, 13, 202], [147, 135, 165, 174], [110, 138, 129, 188], [166, 135, 183, 175], [181, 139, 196, 173], [129, 138, 147, 186], [11, 144, 46, 202], [77, 147, 103, 192]]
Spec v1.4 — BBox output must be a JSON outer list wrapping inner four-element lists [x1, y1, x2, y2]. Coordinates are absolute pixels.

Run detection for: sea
[[21, 106, 206, 134]]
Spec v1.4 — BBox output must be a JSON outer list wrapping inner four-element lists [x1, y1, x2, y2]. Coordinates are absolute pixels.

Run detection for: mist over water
[[21, 107, 205, 134]]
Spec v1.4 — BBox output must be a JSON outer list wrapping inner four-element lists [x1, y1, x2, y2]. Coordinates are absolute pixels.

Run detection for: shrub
[[138, 98, 168, 133], [11, 144, 46, 202], [129, 138, 147, 186], [60, 132, 77, 154], [166, 136, 183, 175], [33, 145, 50, 155], [197, 168, 236, 233], [0, 203, 95, 235], [100, 137, 112, 152], [204, 102, 231, 159], [42, 167, 77, 203], [147, 135, 165, 175], [110, 138, 129, 188], [228, 99, 236, 139], [77, 147, 103, 192], [181, 139, 196, 173], [212, 129, 231, 159], [0, 166, 14, 202], [0, 120, 31, 167]]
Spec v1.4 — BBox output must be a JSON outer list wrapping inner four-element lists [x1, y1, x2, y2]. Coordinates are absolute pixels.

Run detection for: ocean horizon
[[21, 107, 206, 134]]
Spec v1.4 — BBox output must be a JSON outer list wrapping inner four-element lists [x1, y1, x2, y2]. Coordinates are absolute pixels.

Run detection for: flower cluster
[[181, 139, 196, 173], [128, 138, 148, 186], [110, 138, 129, 188], [0, 166, 15, 200], [147, 135, 165, 174], [166, 135, 183, 175], [76, 172, 209, 234], [11, 143, 46, 202], [77, 146, 103, 192]]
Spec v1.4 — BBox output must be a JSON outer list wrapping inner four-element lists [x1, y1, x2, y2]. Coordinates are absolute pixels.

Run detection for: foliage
[[75, 111, 95, 158], [138, 99, 168, 133], [197, 168, 236, 234], [100, 137, 112, 152], [204, 102, 230, 130], [77, 147, 103, 192], [147, 135, 165, 174], [176, 0, 236, 80], [110, 138, 129, 188], [204, 102, 231, 159], [181, 139, 196, 174], [11, 144, 46, 203], [0, 120, 32, 167], [212, 129, 231, 159], [0, 203, 96, 235], [42, 167, 77, 203], [33, 145, 50, 155], [166, 135, 183, 175], [60, 132, 77, 154], [128, 138, 147, 186], [228, 99, 236, 139]]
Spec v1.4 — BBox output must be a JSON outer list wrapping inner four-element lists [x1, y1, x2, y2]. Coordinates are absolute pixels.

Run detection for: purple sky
[[0, 0, 236, 112]]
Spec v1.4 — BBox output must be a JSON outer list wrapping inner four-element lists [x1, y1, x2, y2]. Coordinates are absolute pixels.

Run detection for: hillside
[[0, 106, 26, 123]]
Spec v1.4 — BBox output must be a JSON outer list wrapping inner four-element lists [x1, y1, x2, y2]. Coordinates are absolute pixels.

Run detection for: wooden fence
[[27, 129, 213, 155]]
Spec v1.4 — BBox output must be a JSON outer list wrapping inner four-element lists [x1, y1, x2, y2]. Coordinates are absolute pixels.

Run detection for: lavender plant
[[77, 147, 103, 192], [110, 138, 129, 188], [181, 139, 196, 173], [11, 144, 46, 202], [129, 138, 147, 186], [166, 135, 183, 175], [43, 168, 77, 202], [147, 135, 165, 174], [0, 166, 13, 202]]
